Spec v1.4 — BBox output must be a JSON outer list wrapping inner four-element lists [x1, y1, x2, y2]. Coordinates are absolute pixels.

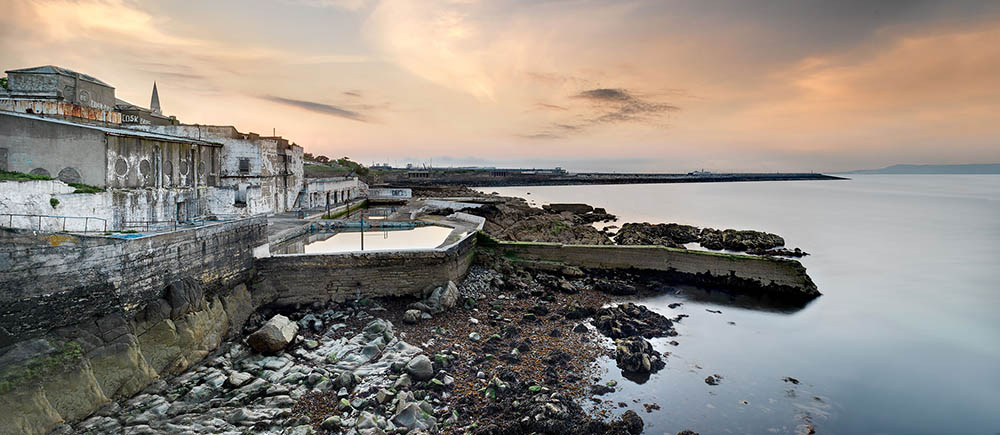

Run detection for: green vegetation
[[303, 162, 352, 178], [302, 155, 370, 179], [0, 170, 104, 193], [0, 169, 53, 181], [0, 341, 84, 394], [68, 182, 105, 194], [0, 76, 7, 90], [549, 221, 568, 235], [49, 197, 59, 208], [336, 157, 369, 176]]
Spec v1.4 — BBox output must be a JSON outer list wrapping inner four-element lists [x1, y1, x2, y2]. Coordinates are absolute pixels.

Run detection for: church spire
[[150, 81, 161, 114]]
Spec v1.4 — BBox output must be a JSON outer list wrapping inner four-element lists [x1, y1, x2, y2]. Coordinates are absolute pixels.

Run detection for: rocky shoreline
[[70, 256, 705, 435], [415, 186, 808, 258], [53, 187, 817, 434]]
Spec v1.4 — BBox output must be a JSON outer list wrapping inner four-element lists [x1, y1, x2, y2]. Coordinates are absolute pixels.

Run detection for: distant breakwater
[[387, 172, 845, 188]]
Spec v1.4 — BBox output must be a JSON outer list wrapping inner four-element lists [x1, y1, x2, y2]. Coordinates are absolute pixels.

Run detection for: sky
[[1, 0, 999, 172]]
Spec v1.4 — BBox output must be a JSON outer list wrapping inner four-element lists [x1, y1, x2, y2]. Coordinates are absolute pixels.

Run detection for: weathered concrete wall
[[0, 211, 266, 434], [0, 112, 107, 185], [300, 177, 365, 209], [0, 99, 121, 124], [0, 216, 268, 346], [489, 240, 819, 301], [254, 231, 478, 307], [0, 179, 216, 231], [105, 135, 219, 190], [130, 125, 304, 215], [7, 70, 115, 111]]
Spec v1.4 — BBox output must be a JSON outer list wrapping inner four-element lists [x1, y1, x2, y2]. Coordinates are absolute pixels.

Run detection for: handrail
[[121, 219, 178, 232], [1, 213, 108, 232]]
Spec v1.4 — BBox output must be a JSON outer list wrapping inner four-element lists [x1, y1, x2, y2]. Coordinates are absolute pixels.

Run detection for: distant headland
[[838, 163, 1000, 174]]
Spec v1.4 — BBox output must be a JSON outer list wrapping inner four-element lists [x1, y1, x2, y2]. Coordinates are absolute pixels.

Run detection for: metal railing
[[1, 213, 108, 233], [120, 219, 178, 232]]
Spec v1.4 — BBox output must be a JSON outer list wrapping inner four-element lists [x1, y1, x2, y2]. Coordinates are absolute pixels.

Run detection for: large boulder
[[439, 281, 459, 310], [404, 355, 434, 381], [247, 315, 298, 353], [425, 281, 460, 313]]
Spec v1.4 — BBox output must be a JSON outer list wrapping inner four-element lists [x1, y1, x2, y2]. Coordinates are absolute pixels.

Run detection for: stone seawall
[[0, 217, 267, 346], [254, 231, 478, 307], [0, 218, 267, 435], [0, 281, 254, 435], [487, 238, 819, 301]]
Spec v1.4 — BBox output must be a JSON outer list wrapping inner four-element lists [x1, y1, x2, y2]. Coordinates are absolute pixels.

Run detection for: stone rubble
[[72, 304, 430, 435]]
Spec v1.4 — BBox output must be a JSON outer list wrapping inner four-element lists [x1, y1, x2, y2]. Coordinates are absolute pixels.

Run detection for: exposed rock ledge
[[0, 278, 254, 435], [615, 222, 808, 256]]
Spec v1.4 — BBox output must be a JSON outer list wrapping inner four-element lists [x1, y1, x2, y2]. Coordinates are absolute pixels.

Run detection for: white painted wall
[[0, 180, 241, 232], [299, 178, 366, 209]]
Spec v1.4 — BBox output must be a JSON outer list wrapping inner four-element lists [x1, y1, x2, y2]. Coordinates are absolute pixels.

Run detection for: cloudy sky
[[2, 0, 998, 172]]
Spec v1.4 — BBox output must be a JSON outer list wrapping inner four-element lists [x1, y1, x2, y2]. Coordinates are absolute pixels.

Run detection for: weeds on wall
[[68, 183, 105, 194], [0, 170, 104, 193], [0, 169, 53, 182], [0, 341, 83, 394]]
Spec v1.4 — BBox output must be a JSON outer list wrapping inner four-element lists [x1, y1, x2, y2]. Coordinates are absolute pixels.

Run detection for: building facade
[[126, 125, 305, 216], [0, 64, 350, 230], [0, 111, 221, 226]]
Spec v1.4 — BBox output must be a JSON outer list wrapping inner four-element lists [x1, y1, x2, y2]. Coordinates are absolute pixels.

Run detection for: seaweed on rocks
[[592, 303, 676, 339]]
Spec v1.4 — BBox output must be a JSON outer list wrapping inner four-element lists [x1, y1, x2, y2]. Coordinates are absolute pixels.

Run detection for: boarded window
[[239, 158, 250, 174]]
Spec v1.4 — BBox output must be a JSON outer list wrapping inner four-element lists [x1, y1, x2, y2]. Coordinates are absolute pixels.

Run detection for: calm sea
[[483, 175, 1000, 435]]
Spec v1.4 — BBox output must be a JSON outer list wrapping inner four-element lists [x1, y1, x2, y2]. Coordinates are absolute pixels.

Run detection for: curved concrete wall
[[490, 240, 819, 301], [254, 231, 478, 307]]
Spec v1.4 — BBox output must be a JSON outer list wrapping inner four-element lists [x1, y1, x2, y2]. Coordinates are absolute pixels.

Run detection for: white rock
[[247, 314, 299, 353]]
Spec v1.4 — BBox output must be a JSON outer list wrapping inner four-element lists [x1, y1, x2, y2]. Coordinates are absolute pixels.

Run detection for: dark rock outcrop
[[615, 336, 666, 374], [615, 222, 701, 248], [592, 303, 676, 339], [699, 228, 784, 251], [613, 222, 796, 255], [543, 203, 594, 214], [747, 247, 809, 257], [465, 195, 613, 245]]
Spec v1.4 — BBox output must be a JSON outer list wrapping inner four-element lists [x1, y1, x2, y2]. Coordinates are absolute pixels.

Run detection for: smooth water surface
[[276, 225, 455, 254], [484, 175, 1000, 434]]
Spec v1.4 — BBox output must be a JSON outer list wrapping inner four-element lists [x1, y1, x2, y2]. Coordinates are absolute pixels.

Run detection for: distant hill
[[838, 164, 1000, 174]]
